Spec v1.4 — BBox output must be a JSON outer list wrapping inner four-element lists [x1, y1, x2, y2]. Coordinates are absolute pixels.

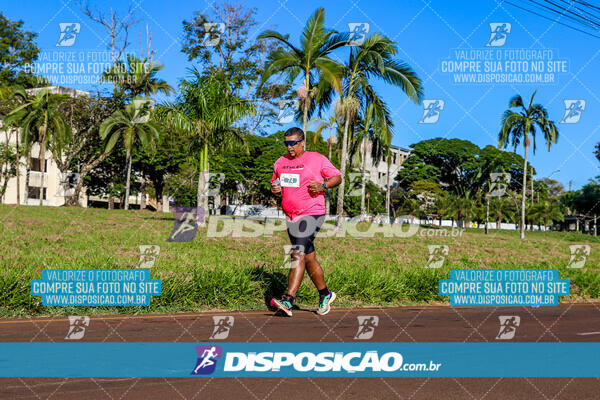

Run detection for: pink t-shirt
[[271, 151, 341, 221]]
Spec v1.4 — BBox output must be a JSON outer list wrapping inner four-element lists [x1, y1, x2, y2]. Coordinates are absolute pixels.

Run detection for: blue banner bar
[[0, 343, 599, 377]]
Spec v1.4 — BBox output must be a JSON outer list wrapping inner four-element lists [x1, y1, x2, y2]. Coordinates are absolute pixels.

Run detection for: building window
[[393, 152, 397, 164], [30, 158, 47, 172], [28, 187, 47, 200]]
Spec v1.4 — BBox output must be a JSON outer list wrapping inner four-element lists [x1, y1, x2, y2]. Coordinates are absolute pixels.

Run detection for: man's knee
[[291, 250, 305, 260]]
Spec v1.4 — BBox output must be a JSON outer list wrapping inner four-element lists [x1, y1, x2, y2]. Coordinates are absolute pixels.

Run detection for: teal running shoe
[[317, 290, 336, 316], [270, 297, 293, 317]]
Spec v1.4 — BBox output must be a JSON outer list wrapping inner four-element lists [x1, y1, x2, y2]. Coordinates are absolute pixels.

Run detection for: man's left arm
[[308, 155, 342, 193]]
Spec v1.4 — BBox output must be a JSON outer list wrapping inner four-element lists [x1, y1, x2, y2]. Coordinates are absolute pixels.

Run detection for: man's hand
[[308, 181, 324, 193], [271, 181, 282, 194]]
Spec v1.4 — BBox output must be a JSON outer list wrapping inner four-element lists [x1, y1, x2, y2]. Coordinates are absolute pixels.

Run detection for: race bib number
[[280, 173, 300, 187]]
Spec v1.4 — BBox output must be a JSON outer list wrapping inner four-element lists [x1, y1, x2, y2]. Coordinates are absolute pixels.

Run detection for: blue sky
[[2, 0, 598, 190]]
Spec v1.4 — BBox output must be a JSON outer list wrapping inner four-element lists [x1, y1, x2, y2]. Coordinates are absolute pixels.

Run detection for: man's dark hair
[[284, 127, 305, 141]]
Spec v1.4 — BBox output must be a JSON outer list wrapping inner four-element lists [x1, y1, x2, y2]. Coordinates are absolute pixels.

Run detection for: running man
[[270, 127, 342, 316]]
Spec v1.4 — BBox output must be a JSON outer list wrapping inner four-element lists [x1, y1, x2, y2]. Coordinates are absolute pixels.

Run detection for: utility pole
[[569, 180, 573, 191]]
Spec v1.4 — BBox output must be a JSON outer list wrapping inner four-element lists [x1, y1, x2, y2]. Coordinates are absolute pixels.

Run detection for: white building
[[355, 140, 411, 189], [0, 86, 170, 210], [0, 87, 89, 206]]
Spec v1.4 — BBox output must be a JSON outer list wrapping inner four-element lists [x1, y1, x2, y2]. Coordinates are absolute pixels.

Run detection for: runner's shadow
[[249, 266, 290, 311]]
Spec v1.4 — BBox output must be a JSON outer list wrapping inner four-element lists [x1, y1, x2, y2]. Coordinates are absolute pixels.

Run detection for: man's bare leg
[[304, 251, 326, 291], [286, 250, 305, 297]]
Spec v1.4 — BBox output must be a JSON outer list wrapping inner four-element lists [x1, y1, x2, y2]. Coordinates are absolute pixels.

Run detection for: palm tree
[[490, 197, 516, 230], [5, 89, 70, 206], [258, 8, 347, 140], [156, 71, 254, 214], [447, 194, 475, 228], [334, 33, 423, 228], [99, 102, 160, 210], [311, 116, 337, 161], [0, 86, 27, 205], [434, 195, 455, 227], [103, 55, 174, 99], [529, 199, 563, 230], [498, 90, 559, 239], [312, 116, 337, 214], [351, 103, 391, 219]]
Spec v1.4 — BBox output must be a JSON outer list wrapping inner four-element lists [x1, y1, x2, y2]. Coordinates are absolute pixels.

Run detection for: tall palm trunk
[[386, 152, 391, 222], [336, 115, 351, 229], [520, 140, 528, 240], [24, 151, 30, 205], [325, 134, 332, 215], [38, 125, 47, 207], [140, 179, 146, 210], [360, 136, 367, 219], [15, 132, 20, 206], [197, 142, 209, 225], [124, 148, 132, 210], [302, 74, 310, 150], [485, 196, 490, 234]]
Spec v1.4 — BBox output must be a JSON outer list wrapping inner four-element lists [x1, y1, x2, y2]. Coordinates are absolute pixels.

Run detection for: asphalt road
[[2, 303, 600, 399]]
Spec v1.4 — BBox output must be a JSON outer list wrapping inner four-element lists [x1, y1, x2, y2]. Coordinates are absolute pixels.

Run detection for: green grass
[[0, 204, 599, 317]]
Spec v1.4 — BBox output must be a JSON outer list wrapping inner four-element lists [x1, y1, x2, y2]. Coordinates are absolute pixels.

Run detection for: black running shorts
[[286, 214, 326, 255]]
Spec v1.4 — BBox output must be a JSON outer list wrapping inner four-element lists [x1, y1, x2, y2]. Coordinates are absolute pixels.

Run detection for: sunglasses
[[284, 139, 304, 147]]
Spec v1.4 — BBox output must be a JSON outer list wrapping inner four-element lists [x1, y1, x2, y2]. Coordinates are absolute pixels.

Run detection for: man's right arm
[[270, 162, 281, 195]]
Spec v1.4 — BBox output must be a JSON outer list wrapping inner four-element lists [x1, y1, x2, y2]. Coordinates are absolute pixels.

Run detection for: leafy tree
[[132, 127, 188, 211], [5, 89, 70, 205], [181, 2, 288, 134], [490, 197, 517, 229], [529, 199, 563, 229], [571, 180, 600, 215], [0, 85, 27, 204], [396, 138, 481, 195], [157, 71, 254, 214], [55, 94, 124, 206], [0, 13, 46, 88], [498, 90, 559, 239], [541, 178, 564, 198], [99, 102, 160, 210]]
